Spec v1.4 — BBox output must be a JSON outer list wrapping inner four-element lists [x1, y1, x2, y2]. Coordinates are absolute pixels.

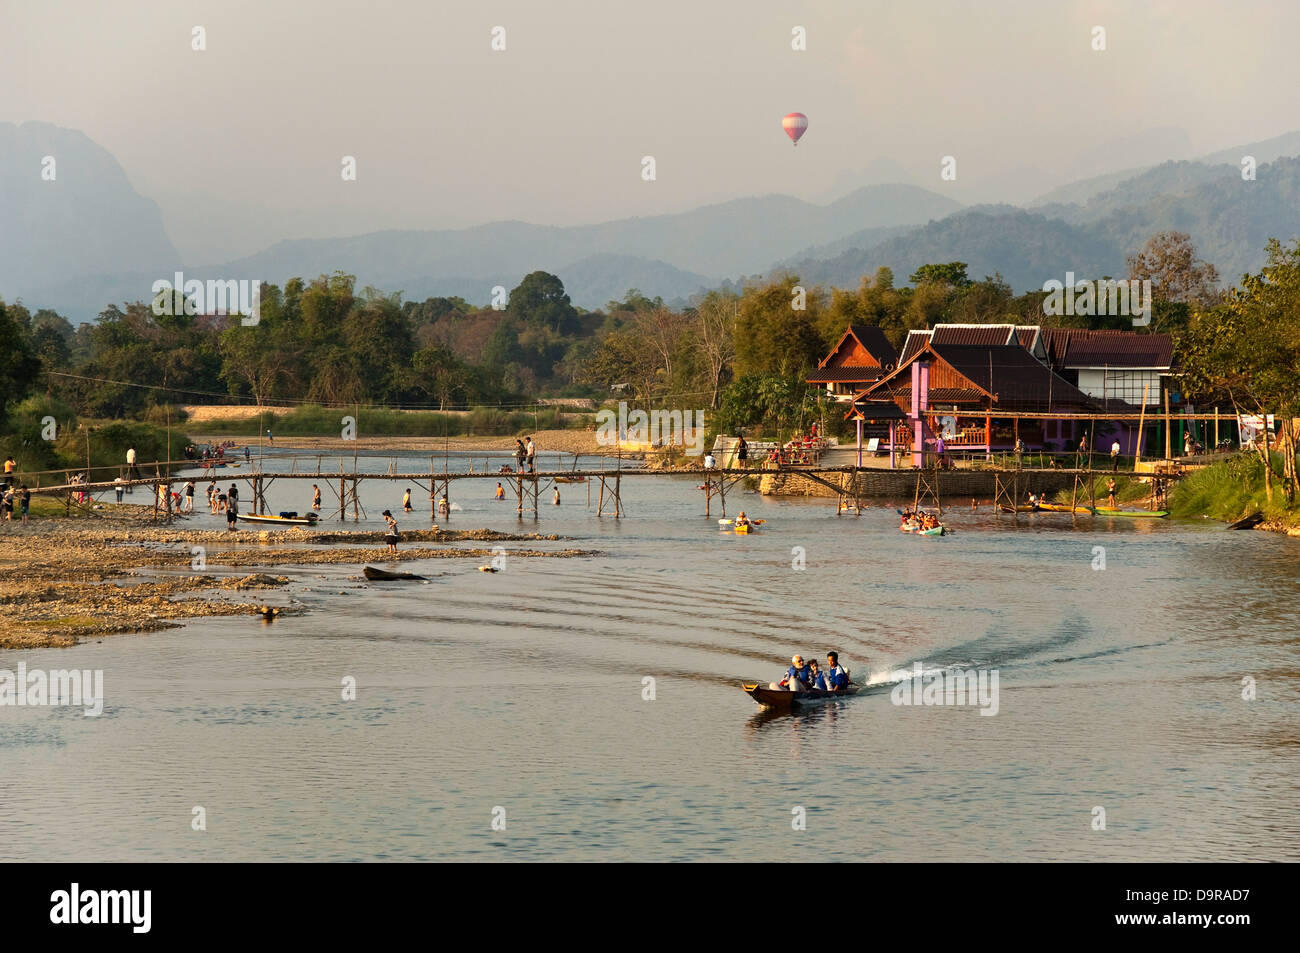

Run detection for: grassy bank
[[1168, 452, 1300, 526], [194, 404, 589, 438]]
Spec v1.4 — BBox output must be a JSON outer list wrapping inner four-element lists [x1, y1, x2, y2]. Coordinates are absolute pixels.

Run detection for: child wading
[[383, 510, 400, 554]]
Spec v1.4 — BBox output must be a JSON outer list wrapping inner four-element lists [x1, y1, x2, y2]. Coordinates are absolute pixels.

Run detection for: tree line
[[0, 230, 1293, 459]]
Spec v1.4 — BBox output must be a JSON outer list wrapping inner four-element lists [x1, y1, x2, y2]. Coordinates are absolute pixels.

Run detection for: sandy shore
[[190, 428, 612, 457], [0, 517, 594, 649]]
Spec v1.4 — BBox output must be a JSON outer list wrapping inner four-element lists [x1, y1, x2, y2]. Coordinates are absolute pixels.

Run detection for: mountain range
[[3, 120, 1300, 319]]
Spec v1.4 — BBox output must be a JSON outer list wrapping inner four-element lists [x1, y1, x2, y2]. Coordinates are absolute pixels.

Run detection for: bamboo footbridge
[[16, 451, 1183, 523]]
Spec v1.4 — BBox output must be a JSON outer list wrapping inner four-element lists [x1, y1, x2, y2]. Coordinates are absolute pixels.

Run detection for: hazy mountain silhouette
[[0, 122, 180, 296]]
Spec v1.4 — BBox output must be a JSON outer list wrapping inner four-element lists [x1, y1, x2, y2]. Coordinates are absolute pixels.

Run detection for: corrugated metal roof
[[930, 324, 1018, 347], [1041, 329, 1173, 368], [898, 329, 932, 364]]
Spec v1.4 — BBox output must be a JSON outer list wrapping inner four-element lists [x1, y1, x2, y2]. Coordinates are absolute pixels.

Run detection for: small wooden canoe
[[363, 565, 426, 581], [1093, 508, 1168, 518], [1226, 512, 1264, 530], [917, 525, 946, 536], [742, 682, 862, 710], [554, 476, 586, 484], [240, 513, 319, 527]]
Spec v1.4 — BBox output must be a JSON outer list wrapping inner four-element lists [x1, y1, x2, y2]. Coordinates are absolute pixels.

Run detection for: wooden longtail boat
[[1226, 512, 1264, 530], [742, 682, 862, 711], [239, 512, 319, 527], [363, 565, 426, 581], [1093, 507, 1168, 518]]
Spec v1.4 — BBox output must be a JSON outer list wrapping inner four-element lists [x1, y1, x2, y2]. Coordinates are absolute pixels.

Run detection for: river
[[2, 450, 1297, 861]]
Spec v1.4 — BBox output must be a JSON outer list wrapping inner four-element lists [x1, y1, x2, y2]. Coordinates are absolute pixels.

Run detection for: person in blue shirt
[[807, 658, 828, 691], [824, 652, 850, 691], [769, 655, 812, 691]]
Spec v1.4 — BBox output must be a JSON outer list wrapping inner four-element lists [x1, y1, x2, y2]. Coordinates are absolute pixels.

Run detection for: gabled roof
[[817, 324, 899, 369], [898, 329, 932, 365], [1041, 329, 1174, 368], [855, 340, 1096, 412]]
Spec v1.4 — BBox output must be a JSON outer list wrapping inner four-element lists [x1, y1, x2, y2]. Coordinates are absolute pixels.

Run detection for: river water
[[3, 450, 1297, 861]]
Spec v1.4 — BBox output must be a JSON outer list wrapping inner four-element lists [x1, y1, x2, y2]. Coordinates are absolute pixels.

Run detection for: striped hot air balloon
[[782, 112, 808, 146]]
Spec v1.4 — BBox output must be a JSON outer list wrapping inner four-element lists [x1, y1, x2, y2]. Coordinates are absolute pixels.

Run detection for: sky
[[3, 0, 1298, 264]]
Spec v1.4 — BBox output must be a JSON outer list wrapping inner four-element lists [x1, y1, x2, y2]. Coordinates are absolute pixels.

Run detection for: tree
[[0, 302, 41, 427], [693, 291, 737, 408], [1179, 238, 1300, 502], [909, 262, 971, 288], [1128, 231, 1222, 313], [507, 271, 579, 334]]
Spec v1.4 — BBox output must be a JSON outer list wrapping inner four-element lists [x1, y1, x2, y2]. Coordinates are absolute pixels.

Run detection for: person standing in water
[[552, 486, 560, 505], [312, 484, 322, 511], [402, 488, 413, 512], [383, 510, 399, 553], [495, 482, 505, 500]]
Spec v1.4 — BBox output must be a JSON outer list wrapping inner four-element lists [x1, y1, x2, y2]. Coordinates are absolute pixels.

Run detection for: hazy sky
[[4, 0, 1298, 263]]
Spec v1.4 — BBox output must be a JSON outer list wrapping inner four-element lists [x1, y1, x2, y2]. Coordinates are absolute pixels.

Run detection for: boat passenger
[[769, 655, 812, 691], [825, 652, 850, 691], [734, 510, 750, 528], [807, 659, 827, 691]]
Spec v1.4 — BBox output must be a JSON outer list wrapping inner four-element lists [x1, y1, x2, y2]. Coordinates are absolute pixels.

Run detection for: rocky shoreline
[[0, 518, 595, 649]]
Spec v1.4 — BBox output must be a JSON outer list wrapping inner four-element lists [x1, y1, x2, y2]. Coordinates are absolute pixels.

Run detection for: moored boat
[[1093, 507, 1168, 518], [362, 565, 426, 581], [239, 512, 319, 527], [1226, 512, 1264, 530], [917, 524, 946, 536], [742, 681, 862, 710]]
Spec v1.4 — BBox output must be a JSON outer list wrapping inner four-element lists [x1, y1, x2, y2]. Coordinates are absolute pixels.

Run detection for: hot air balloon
[[782, 112, 808, 146]]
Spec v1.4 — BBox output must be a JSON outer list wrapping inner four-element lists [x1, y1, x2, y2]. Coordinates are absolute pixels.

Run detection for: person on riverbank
[[226, 493, 239, 530], [402, 488, 413, 512], [495, 482, 505, 500], [115, 476, 126, 503], [229, 485, 239, 508], [19, 486, 30, 526], [3, 456, 16, 487], [312, 484, 322, 511], [208, 481, 217, 512], [525, 437, 536, 473], [126, 446, 138, 485], [266, 429, 274, 445], [1106, 477, 1117, 508], [183, 480, 195, 513], [383, 510, 399, 553], [736, 434, 748, 468], [1111, 439, 1121, 471], [1077, 436, 1088, 467], [1, 486, 13, 522], [1014, 437, 1024, 467]]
